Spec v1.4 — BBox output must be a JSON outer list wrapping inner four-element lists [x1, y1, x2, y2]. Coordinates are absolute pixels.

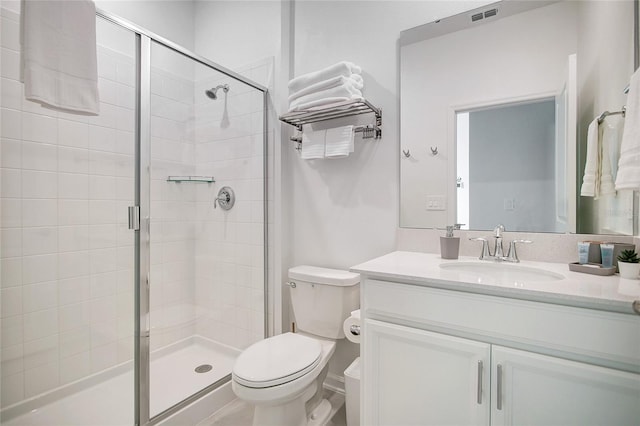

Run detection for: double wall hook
[[402, 149, 411, 158], [430, 146, 438, 155]]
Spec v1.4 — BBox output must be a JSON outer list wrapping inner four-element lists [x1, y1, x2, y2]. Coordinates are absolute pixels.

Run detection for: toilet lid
[[233, 333, 322, 388]]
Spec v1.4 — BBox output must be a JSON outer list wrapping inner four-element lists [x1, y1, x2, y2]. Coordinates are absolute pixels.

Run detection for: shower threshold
[[1, 336, 239, 426]]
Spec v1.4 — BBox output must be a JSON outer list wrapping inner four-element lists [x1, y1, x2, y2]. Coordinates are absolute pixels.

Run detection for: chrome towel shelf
[[279, 98, 382, 139], [166, 176, 215, 183]]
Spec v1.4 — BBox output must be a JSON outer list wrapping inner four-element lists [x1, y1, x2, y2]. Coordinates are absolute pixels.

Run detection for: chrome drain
[[195, 364, 213, 373]]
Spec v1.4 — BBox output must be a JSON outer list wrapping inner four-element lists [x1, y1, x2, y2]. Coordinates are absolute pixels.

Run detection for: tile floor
[[198, 389, 348, 426]]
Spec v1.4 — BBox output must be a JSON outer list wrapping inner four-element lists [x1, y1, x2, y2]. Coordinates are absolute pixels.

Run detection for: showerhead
[[205, 84, 229, 100]]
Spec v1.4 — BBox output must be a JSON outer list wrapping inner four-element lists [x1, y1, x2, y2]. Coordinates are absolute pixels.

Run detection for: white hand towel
[[22, 0, 100, 115], [580, 118, 599, 197], [616, 68, 640, 190], [300, 127, 326, 160], [599, 120, 620, 196], [325, 125, 354, 158], [288, 74, 364, 103], [288, 61, 361, 93], [289, 84, 363, 112]]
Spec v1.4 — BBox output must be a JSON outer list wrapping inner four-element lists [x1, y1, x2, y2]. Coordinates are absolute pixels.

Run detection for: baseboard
[[323, 372, 345, 395]]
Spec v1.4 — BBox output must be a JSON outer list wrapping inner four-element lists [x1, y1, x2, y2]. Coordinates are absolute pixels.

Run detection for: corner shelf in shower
[[166, 176, 215, 183], [279, 98, 382, 140]]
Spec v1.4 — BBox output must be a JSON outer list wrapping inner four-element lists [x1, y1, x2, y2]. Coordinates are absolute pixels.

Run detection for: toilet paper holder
[[350, 324, 360, 336]]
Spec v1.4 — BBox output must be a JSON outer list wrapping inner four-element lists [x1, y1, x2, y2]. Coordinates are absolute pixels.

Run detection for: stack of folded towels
[[289, 62, 364, 159], [288, 61, 364, 112]]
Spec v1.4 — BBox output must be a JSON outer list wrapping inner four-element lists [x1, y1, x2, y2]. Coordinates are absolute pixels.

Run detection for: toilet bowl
[[231, 266, 360, 426], [232, 333, 336, 425]]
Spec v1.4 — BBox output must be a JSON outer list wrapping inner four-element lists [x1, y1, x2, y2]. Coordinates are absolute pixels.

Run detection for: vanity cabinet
[[361, 278, 640, 426]]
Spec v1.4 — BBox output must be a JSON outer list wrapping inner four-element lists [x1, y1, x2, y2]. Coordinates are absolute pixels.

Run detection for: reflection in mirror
[[456, 98, 564, 232], [399, 0, 637, 235]]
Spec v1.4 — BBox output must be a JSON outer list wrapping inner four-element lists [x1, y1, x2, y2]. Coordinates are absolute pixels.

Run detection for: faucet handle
[[469, 237, 492, 260], [493, 224, 505, 238], [506, 239, 532, 263]]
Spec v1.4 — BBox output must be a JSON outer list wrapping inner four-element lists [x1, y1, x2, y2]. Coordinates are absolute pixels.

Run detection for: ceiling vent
[[484, 8, 498, 18], [471, 12, 484, 22]]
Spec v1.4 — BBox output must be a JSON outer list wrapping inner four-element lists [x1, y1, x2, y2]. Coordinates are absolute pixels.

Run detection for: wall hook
[[402, 149, 411, 158], [430, 146, 438, 155]]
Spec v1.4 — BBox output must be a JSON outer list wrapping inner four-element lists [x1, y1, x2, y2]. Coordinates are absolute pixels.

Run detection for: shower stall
[[0, 7, 269, 426]]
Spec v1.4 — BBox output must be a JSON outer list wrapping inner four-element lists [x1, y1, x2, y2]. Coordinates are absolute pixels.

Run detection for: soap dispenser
[[440, 224, 462, 259]]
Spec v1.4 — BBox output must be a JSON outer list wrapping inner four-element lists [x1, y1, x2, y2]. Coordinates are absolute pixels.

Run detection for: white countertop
[[351, 251, 640, 315]]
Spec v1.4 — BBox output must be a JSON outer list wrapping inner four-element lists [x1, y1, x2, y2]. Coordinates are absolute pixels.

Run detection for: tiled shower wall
[[0, 5, 269, 410], [0, 8, 137, 407], [193, 59, 271, 350], [148, 58, 198, 352]]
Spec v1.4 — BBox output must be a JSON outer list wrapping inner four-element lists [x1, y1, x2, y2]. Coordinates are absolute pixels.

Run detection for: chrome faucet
[[493, 224, 505, 258], [469, 224, 532, 262]]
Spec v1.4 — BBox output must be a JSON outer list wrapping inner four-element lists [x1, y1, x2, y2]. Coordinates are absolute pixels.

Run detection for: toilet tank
[[288, 266, 360, 339]]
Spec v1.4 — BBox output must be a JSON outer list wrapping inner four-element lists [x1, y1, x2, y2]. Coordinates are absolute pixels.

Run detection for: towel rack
[[597, 106, 626, 124], [279, 98, 382, 140], [166, 176, 215, 183]]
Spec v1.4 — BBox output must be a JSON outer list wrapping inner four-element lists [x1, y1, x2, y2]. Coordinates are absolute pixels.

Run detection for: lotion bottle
[[440, 225, 461, 259]]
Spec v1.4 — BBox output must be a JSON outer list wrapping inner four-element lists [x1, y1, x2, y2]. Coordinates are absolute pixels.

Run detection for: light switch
[[426, 196, 446, 211], [504, 198, 515, 211]]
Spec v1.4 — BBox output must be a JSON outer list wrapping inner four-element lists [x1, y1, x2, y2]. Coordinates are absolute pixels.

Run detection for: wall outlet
[[426, 196, 446, 211], [504, 198, 516, 211]]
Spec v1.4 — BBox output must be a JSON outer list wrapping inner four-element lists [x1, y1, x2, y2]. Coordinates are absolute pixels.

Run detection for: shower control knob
[[214, 186, 235, 210]]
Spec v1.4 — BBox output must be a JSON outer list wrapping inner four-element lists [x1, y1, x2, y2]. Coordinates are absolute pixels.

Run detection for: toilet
[[232, 265, 360, 426]]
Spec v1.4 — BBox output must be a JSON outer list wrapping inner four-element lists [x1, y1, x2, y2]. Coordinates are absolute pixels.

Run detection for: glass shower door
[[0, 13, 136, 425], [146, 40, 266, 418]]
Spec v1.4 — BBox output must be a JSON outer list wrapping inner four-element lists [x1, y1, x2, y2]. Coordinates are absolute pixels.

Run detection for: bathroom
[[1, 0, 639, 425]]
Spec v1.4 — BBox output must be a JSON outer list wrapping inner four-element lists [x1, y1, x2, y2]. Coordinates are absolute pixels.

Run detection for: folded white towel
[[325, 125, 354, 158], [288, 74, 363, 103], [289, 84, 363, 112], [288, 61, 361, 93], [300, 127, 326, 160], [580, 118, 599, 197], [22, 0, 100, 115], [616, 68, 640, 190], [290, 96, 364, 113]]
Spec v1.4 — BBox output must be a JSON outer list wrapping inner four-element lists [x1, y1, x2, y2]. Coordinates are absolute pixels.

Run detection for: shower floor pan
[[2, 336, 239, 426]]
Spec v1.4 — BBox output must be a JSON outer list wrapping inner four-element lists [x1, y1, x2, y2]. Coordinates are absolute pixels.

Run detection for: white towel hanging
[[616, 69, 640, 190], [22, 0, 100, 115], [325, 125, 354, 158]]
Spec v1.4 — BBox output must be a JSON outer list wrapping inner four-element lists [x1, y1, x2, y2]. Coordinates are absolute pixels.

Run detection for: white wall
[[95, 0, 195, 51], [289, 0, 495, 382], [194, 1, 280, 71]]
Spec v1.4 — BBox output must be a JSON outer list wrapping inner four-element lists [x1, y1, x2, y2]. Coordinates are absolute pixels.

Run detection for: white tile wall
[[0, 8, 137, 409], [193, 59, 270, 350]]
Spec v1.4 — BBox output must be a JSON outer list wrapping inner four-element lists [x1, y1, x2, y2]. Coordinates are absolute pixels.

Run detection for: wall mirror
[[399, 0, 638, 235]]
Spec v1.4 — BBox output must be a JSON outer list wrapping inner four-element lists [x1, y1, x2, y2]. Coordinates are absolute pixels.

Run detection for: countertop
[[351, 251, 640, 315]]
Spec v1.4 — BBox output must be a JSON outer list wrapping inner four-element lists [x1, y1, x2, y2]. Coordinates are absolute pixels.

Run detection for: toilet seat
[[233, 333, 322, 388]]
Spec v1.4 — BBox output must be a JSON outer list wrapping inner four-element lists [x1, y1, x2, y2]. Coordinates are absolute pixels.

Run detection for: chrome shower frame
[[95, 9, 270, 426]]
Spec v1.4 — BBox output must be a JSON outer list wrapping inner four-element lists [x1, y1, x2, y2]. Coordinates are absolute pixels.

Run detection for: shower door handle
[[128, 206, 140, 230]]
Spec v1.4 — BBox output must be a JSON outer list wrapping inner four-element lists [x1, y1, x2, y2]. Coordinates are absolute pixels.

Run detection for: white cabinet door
[[492, 346, 640, 426], [363, 319, 491, 426]]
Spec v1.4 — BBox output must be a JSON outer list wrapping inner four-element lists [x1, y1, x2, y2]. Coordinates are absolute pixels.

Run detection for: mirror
[[400, 0, 637, 235]]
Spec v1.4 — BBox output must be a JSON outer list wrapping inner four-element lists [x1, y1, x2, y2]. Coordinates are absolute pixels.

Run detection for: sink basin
[[439, 262, 564, 285]]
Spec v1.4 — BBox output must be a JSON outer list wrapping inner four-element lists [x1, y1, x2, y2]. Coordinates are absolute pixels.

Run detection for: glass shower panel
[[148, 40, 265, 417], [0, 13, 136, 425]]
